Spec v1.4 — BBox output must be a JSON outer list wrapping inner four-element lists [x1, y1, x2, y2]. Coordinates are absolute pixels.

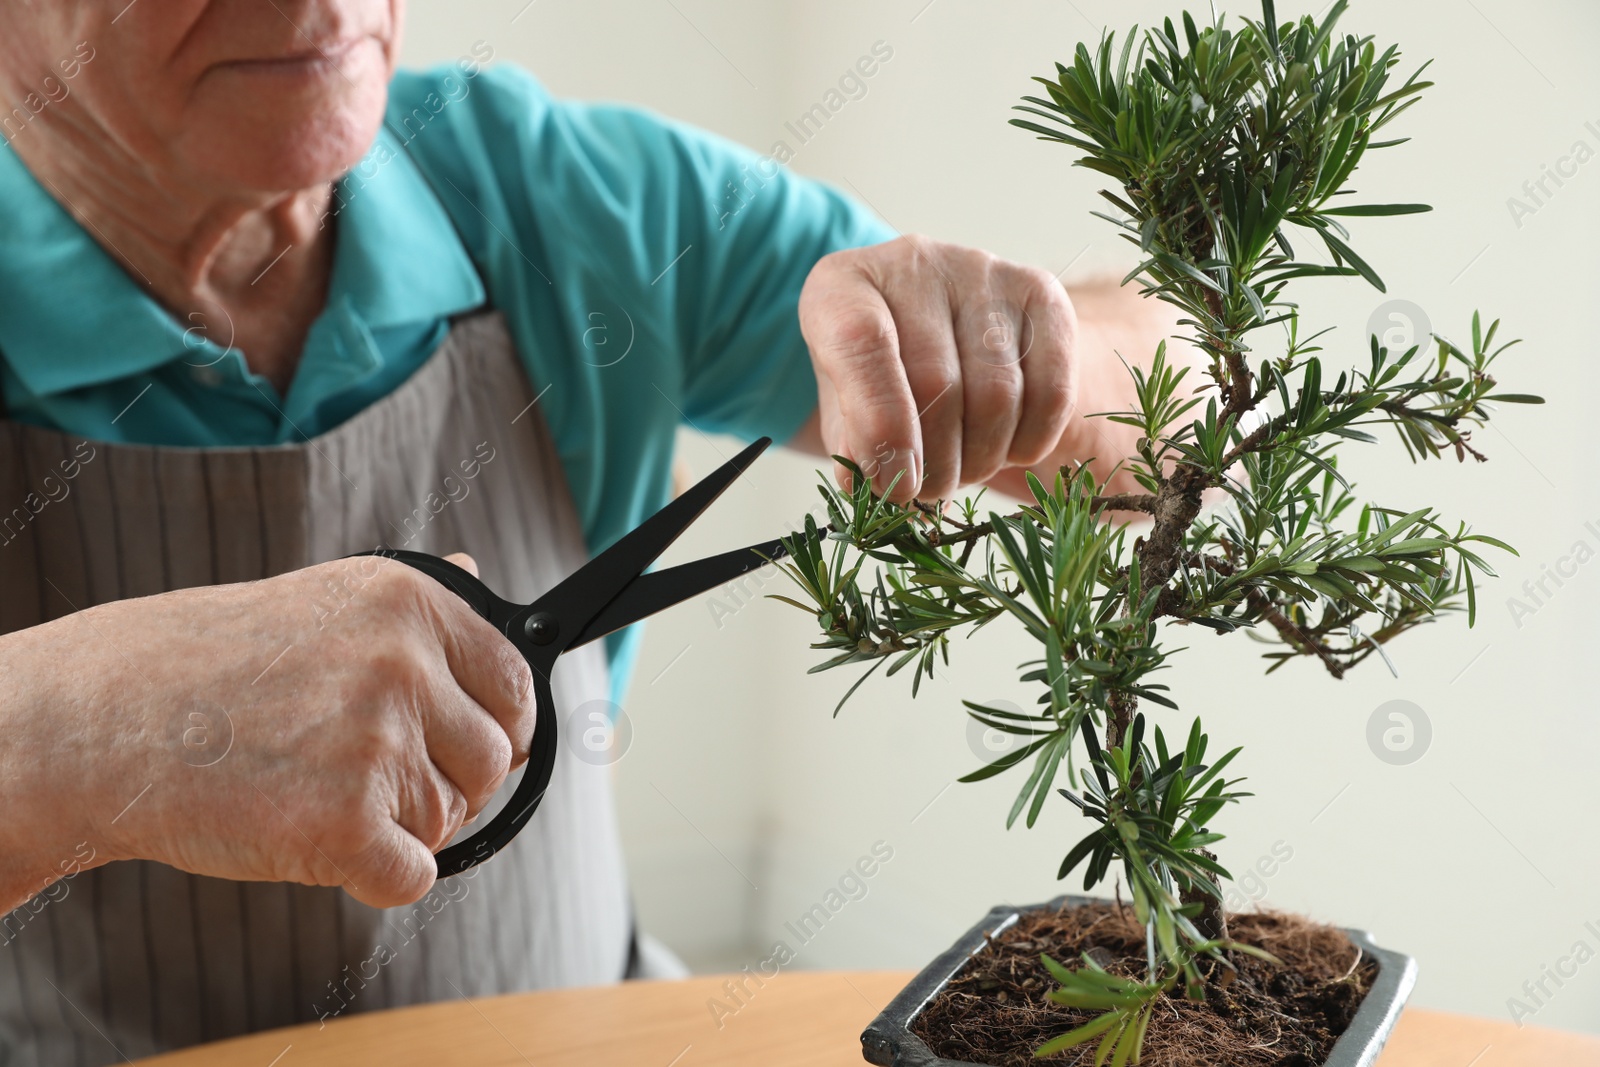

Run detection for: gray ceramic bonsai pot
[[862, 895, 1417, 1067]]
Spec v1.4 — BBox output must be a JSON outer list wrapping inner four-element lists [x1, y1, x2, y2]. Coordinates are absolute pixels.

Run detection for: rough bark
[[1137, 462, 1209, 616], [1106, 688, 1138, 753], [1182, 850, 1234, 988], [1181, 849, 1230, 945]]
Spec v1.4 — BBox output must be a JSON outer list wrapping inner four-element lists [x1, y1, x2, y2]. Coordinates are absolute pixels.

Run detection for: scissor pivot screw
[[523, 612, 559, 645]]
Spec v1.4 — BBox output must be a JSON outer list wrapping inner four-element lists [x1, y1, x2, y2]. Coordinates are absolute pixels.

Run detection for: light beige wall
[[403, 0, 1600, 1033]]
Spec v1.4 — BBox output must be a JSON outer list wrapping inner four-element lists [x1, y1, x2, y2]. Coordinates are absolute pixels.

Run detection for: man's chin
[[179, 92, 390, 194], [182, 54, 391, 192]]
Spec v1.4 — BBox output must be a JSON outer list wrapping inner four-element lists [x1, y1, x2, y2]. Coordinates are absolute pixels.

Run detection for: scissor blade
[[567, 537, 792, 649], [536, 436, 774, 639]]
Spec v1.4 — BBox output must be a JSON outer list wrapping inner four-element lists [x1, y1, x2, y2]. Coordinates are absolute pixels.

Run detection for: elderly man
[[0, 3, 1171, 1063]]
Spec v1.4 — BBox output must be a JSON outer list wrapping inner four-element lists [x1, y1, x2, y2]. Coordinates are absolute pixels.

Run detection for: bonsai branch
[[1245, 589, 1347, 679], [1094, 492, 1159, 515]]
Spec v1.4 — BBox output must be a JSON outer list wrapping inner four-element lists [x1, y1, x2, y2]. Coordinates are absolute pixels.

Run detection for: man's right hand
[[0, 553, 535, 913]]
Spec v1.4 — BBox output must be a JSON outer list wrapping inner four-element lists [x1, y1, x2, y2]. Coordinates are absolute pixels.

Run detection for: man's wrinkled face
[[0, 0, 403, 195]]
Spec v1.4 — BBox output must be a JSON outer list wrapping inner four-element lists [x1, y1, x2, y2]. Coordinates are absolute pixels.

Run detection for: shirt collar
[[324, 120, 484, 331], [0, 115, 483, 399]]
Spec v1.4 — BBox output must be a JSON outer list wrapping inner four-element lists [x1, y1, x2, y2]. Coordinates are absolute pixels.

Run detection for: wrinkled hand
[[0, 554, 532, 911], [798, 236, 1078, 502]]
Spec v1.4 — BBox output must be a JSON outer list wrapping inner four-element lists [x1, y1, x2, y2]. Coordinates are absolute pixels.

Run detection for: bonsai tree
[[776, 2, 1538, 1062]]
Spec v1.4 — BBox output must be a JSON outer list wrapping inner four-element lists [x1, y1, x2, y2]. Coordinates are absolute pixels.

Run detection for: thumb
[[442, 552, 479, 578]]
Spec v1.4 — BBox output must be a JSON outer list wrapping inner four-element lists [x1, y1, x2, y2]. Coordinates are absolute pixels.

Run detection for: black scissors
[[353, 436, 789, 877]]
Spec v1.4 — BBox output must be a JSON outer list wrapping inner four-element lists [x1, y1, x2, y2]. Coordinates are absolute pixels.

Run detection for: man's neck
[[11, 124, 337, 393]]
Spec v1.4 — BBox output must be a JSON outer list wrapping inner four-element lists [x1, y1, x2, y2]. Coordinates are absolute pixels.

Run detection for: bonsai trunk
[[1105, 687, 1230, 972], [1181, 854, 1230, 947], [1124, 362, 1238, 970], [1106, 689, 1137, 754]]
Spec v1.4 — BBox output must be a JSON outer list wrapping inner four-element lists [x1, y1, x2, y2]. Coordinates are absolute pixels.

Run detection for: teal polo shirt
[[0, 64, 895, 698]]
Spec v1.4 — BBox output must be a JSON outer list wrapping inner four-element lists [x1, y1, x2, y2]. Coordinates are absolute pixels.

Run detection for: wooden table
[[134, 971, 1600, 1066]]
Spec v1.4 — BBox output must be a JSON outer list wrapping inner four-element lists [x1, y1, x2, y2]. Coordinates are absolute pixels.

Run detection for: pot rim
[[860, 894, 1418, 1067]]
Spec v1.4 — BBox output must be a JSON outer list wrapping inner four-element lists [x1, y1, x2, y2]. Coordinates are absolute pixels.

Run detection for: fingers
[[803, 239, 1081, 504], [1010, 270, 1078, 467], [954, 285, 1026, 488], [416, 677, 513, 821], [892, 256, 963, 502], [799, 254, 921, 500], [345, 820, 439, 910], [410, 563, 537, 771], [362, 557, 535, 890], [346, 615, 507, 905]]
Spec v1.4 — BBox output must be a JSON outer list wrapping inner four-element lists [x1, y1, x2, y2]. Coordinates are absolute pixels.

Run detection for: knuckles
[[410, 775, 469, 854], [908, 362, 960, 407], [459, 727, 515, 814], [802, 236, 1093, 506], [491, 640, 537, 726], [1017, 264, 1067, 305], [963, 362, 1024, 413], [811, 303, 900, 369]]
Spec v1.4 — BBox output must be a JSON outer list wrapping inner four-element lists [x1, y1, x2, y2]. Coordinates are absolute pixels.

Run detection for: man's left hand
[[794, 236, 1078, 503]]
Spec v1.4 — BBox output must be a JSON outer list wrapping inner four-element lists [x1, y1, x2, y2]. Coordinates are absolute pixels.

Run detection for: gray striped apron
[[0, 311, 632, 1066]]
